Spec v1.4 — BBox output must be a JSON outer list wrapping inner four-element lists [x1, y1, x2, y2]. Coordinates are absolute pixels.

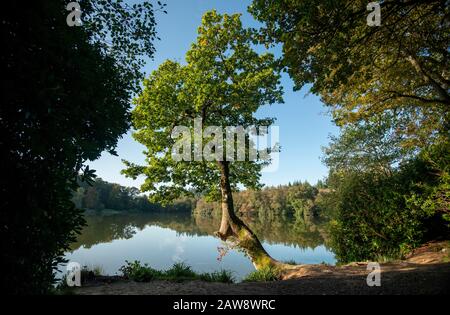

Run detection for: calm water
[[64, 212, 335, 280]]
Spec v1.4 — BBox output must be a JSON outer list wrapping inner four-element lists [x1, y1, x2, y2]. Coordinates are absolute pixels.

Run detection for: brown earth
[[74, 241, 450, 295]]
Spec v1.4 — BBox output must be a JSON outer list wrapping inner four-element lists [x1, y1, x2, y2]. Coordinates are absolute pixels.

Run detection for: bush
[[164, 262, 198, 280], [119, 260, 163, 282], [243, 266, 281, 282], [119, 261, 234, 283], [328, 149, 450, 264], [199, 270, 235, 283], [329, 173, 418, 262]]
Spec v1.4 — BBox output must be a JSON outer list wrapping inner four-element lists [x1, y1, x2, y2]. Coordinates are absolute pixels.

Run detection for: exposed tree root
[[216, 160, 302, 273]]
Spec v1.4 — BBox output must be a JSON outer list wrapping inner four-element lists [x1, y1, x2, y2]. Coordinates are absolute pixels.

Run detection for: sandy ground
[[74, 241, 450, 295]]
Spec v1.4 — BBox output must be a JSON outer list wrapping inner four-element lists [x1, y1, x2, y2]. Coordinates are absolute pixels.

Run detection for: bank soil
[[74, 241, 450, 295]]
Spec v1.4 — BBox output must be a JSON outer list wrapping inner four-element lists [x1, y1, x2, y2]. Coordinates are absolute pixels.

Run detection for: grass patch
[[164, 262, 198, 281], [119, 260, 234, 283], [243, 266, 281, 282], [372, 255, 399, 263], [199, 269, 235, 284], [119, 260, 163, 282]]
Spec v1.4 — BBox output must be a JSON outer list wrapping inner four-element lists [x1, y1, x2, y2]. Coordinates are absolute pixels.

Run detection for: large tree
[[249, 0, 449, 148], [249, 0, 450, 260], [1, 0, 163, 293], [123, 11, 286, 269]]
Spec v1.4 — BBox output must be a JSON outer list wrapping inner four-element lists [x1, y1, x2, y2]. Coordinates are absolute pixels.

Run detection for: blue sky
[[87, 0, 339, 188]]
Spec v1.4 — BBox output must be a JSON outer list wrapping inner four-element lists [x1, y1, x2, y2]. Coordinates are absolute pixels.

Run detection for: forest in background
[[72, 178, 330, 224], [72, 178, 194, 213]]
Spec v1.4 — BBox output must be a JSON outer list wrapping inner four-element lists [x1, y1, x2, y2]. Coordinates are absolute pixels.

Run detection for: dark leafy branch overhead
[[81, 0, 167, 92]]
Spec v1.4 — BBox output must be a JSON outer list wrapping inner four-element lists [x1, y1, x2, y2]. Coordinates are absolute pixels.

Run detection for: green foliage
[[322, 112, 408, 174], [243, 266, 281, 282], [287, 182, 318, 220], [250, 1, 449, 149], [328, 171, 424, 262], [73, 178, 195, 212], [405, 140, 450, 224], [199, 270, 235, 284], [251, 2, 450, 265], [119, 260, 234, 283], [326, 139, 450, 263], [122, 10, 283, 204], [164, 262, 198, 280], [320, 105, 450, 263], [1, 0, 162, 294], [194, 180, 327, 221], [80, 0, 166, 93], [119, 260, 163, 282]]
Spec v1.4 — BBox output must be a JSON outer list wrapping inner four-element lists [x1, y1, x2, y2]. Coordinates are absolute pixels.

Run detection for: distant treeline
[[195, 180, 329, 221], [73, 177, 330, 221], [72, 178, 194, 212]]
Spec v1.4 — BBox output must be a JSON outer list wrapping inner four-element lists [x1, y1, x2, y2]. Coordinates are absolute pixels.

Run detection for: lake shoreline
[[72, 241, 450, 295], [66, 211, 336, 280]]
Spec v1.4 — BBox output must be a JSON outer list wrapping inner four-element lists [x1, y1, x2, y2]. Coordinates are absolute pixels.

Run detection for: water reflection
[[66, 212, 335, 280]]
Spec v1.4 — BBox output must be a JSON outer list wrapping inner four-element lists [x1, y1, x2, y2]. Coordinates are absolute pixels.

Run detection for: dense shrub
[[329, 143, 450, 263]]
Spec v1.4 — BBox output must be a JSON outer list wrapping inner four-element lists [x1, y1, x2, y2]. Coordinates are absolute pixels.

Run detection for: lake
[[64, 212, 336, 280]]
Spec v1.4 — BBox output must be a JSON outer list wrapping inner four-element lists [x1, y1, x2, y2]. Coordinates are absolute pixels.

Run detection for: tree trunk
[[215, 160, 282, 270]]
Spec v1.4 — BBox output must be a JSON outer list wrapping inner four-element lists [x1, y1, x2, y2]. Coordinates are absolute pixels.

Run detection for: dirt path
[[74, 242, 450, 295]]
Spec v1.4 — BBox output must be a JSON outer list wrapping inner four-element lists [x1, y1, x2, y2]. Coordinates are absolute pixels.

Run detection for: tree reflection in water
[[70, 211, 331, 252]]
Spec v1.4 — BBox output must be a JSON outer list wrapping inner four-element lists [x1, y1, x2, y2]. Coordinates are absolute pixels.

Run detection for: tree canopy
[[250, 0, 449, 148], [1, 0, 163, 293], [123, 10, 283, 203]]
